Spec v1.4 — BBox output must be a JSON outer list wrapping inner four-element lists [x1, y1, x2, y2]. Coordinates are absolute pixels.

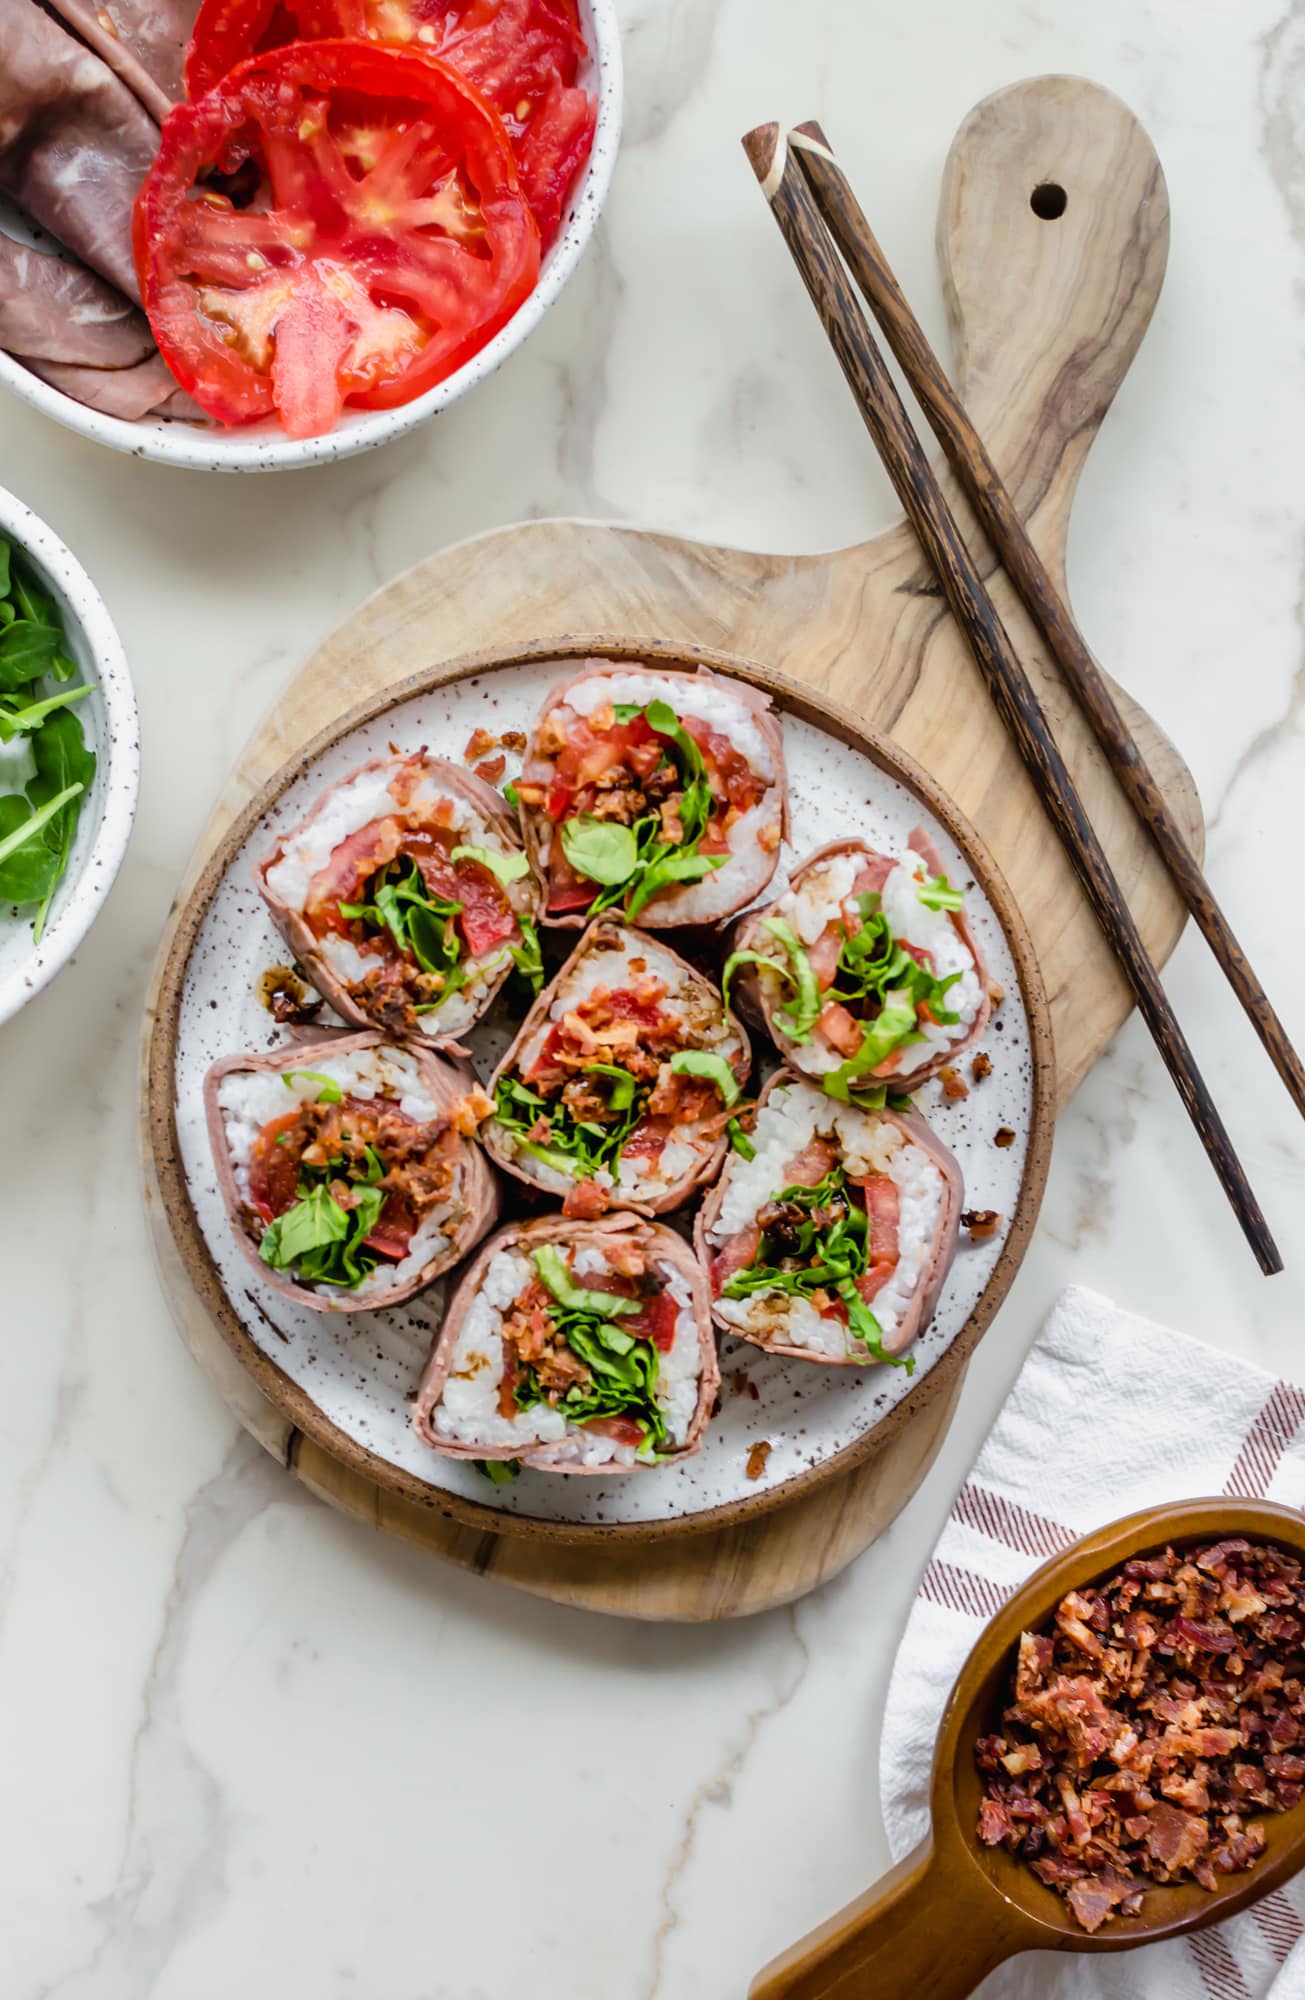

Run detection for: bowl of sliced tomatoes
[[0, 0, 620, 471]]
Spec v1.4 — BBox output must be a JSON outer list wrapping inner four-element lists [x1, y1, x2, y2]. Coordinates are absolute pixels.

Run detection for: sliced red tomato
[[363, 1195, 416, 1259], [135, 43, 540, 437], [418, 846, 516, 954], [185, 0, 596, 243], [247, 1109, 306, 1218], [857, 1174, 901, 1304], [626, 1289, 677, 1353]]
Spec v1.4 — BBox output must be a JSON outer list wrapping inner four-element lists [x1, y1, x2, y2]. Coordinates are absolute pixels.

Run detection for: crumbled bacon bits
[[971, 1051, 993, 1083], [746, 1441, 772, 1481], [475, 754, 507, 784], [961, 1209, 1001, 1242], [451, 1085, 495, 1136], [939, 1065, 969, 1102], [464, 727, 499, 762], [976, 1538, 1305, 1932], [994, 1127, 1016, 1149]]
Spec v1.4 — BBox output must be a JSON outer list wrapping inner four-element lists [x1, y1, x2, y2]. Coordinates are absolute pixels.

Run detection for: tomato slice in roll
[[725, 830, 992, 1097], [205, 1033, 500, 1312], [482, 920, 751, 1216], [184, 0, 596, 243], [515, 661, 789, 929], [695, 1072, 964, 1367], [135, 43, 540, 436], [412, 1214, 719, 1474], [256, 752, 542, 1046]]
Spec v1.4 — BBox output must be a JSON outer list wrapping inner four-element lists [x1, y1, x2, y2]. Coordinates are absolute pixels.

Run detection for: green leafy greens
[[258, 1077, 390, 1291], [339, 853, 468, 1009], [720, 1165, 913, 1370], [556, 699, 727, 920], [509, 1247, 669, 1456], [0, 538, 96, 940]]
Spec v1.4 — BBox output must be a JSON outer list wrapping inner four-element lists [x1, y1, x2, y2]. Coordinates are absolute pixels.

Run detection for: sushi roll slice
[[727, 830, 990, 1096], [515, 660, 787, 928], [696, 1071, 963, 1366], [205, 1033, 500, 1312], [413, 1214, 718, 1473], [257, 752, 542, 1044], [482, 920, 750, 1215]]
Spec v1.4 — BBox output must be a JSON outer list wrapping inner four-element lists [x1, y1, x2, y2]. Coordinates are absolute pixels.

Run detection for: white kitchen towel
[[880, 1285, 1305, 2000]]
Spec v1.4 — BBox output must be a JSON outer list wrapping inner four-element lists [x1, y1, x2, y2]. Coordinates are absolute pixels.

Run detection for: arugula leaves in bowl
[[0, 536, 96, 940]]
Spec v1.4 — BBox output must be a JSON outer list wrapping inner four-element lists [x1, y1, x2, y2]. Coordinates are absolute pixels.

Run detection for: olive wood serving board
[[140, 74, 1200, 1621]]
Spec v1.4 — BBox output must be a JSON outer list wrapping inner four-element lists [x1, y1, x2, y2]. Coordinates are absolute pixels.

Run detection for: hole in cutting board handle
[[1030, 182, 1068, 219]]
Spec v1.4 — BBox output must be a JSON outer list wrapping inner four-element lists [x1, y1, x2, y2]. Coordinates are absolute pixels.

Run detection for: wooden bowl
[[751, 1499, 1305, 1999]]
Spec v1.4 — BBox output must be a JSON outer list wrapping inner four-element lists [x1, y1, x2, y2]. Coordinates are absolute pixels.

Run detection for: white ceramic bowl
[[0, 487, 139, 1026], [0, 0, 621, 473]]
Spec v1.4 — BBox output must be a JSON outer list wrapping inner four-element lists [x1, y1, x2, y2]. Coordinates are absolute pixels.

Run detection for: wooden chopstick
[[787, 117, 1305, 1133], [742, 121, 1283, 1275]]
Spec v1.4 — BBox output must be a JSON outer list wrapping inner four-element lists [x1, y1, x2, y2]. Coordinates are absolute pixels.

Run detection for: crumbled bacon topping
[[961, 1209, 1001, 1241], [939, 1065, 969, 1102], [971, 1050, 993, 1082], [976, 1538, 1305, 1931], [746, 1441, 772, 1481], [464, 726, 499, 762]]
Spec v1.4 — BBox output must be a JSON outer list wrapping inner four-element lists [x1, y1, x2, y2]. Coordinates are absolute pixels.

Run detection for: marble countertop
[[3, 1, 1305, 1994]]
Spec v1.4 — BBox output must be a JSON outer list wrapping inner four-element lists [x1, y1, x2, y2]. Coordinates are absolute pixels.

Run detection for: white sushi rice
[[497, 931, 742, 1204], [706, 1078, 944, 1362], [760, 847, 982, 1074], [263, 757, 524, 1041], [216, 1045, 453, 1302], [430, 1242, 702, 1467]]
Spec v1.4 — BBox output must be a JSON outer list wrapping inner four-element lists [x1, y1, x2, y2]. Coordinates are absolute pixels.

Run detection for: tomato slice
[[135, 43, 540, 436], [185, 0, 596, 243]]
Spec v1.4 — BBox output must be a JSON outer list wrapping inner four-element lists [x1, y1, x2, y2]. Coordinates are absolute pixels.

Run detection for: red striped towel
[[880, 1285, 1305, 1999]]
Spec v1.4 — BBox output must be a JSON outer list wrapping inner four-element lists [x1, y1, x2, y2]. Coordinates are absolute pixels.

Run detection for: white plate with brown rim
[[147, 637, 1054, 1542]]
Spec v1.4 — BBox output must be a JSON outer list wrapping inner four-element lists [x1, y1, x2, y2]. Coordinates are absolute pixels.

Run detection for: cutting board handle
[[748, 1837, 1027, 2000], [936, 75, 1170, 580]]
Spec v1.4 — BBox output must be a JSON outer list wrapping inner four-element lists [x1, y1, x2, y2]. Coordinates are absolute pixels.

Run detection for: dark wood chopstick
[[742, 120, 1283, 1275], [786, 117, 1305, 1133]]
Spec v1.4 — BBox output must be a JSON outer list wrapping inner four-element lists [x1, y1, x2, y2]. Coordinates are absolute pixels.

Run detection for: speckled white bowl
[[0, 487, 139, 1026], [0, 0, 621, 473]]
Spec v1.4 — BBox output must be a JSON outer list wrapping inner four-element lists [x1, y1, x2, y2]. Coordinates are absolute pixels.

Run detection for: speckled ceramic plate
[[150, 638, 1054, 1539]]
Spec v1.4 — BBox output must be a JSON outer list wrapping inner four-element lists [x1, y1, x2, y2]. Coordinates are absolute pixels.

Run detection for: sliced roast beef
[[25, 350, 198, 418], [0, 231, 150, 366], [0, 0, 160, 301], [42, 0, 195, 122]]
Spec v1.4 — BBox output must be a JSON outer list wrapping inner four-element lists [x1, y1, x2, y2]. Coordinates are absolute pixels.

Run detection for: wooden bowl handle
[[748, 1838, 1022, 2000]]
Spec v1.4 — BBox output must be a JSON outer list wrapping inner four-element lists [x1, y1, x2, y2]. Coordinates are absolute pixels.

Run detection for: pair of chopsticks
[[743, 119, 1296, 1275]]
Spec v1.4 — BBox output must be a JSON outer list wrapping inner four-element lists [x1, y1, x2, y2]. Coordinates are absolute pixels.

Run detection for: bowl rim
[[0, 485, 140, 1027], [0, 0, 623, 474]]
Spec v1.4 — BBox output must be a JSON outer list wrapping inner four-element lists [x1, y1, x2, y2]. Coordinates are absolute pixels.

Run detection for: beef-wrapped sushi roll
[[413, 1214, 718, 1473], [205, 1033, 499, 1312], [515, 660, 787, 927], [696, 1071, 963, 1366], [727, 830, 990, 1096], [482, 920, 750, 1215], [257, 752, 542, 1044]]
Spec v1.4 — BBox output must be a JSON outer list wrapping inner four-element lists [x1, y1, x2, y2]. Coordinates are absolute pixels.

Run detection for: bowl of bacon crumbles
[[971, 1505, 1305, 1939], [0, 0, 621, 469]]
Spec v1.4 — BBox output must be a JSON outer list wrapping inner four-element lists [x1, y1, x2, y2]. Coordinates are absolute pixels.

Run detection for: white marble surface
[[2, 2, 1304, 1994]]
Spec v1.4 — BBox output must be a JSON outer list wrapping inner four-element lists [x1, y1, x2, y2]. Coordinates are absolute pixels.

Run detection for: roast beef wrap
[[696, 1070, 963, 1366], [515, 660, 787, 928], [413, 1213, 719, 1473], [204, 1032, 499, 1312], [482, 920, 750, 1215], [256, 752, 543, 1045], [727, 830, 991, 1096]]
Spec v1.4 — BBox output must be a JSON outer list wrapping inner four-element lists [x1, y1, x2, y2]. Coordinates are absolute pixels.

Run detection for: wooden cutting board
[[141, 74, 1200, 1621]]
